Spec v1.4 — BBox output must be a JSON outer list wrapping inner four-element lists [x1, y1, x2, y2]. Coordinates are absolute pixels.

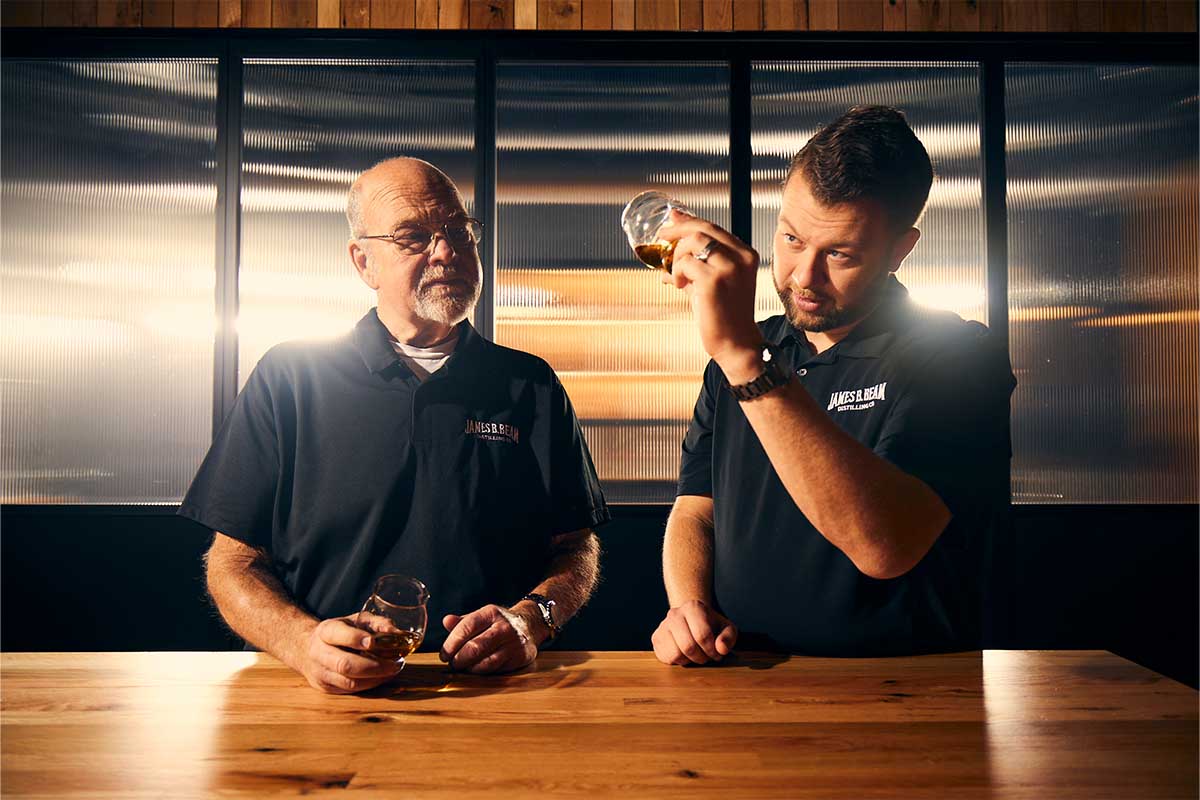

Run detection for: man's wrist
[[279, 617, 320, 674], [667, 594, 714, 610], [713, 343, 764, 385], [511, 600, 553, 647]]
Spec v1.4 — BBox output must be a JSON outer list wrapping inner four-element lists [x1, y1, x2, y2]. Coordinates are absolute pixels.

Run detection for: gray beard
[[412, 279, 480, 326]]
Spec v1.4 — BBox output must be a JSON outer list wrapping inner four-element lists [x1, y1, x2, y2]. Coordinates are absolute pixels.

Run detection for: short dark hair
[[785, 106, 934, 231]]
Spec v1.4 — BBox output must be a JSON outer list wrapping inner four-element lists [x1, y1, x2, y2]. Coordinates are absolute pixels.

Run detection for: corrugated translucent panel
[[238, 60, 475, 387], [1007, 64, 1198, 504], [496, 63, 730, 503], [751, 62, 986, 323], [1, 60, 218, 504]]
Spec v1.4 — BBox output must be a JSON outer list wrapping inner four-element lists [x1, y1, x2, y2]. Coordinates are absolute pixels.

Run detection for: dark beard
[[777, 272, 891, 333]]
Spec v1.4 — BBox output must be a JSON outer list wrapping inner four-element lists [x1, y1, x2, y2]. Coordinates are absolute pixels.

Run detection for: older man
[[652, 106, 1015, 664], [182, 158, 607, 693]]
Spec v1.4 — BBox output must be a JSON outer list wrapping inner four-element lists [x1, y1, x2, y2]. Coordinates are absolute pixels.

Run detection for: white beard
[[412, 278, 481, 326]]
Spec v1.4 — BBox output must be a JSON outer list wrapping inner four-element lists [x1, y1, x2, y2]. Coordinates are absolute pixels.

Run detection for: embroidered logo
[[465, 419, 520, 444], [827, 382, 887, 413]]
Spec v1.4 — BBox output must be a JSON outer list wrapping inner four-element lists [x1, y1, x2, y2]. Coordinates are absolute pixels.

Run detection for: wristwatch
[[522, 593, 560, 640], [726, 342, 792, 401]]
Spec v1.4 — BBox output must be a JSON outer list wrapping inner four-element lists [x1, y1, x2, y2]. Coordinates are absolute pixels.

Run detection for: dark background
[[3, 503, 1195, 688]]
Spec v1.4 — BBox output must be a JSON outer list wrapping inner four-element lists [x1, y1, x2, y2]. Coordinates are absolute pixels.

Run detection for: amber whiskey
[[366, 630, 423, 661], [634, 241, 675, 271]]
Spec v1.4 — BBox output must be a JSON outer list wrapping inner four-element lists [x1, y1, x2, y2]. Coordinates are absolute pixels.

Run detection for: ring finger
[[688, 235, 717, 265]]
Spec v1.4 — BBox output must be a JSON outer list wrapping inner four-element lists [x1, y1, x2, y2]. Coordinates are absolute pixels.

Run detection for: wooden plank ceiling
[[5, 0, 1197, 31]]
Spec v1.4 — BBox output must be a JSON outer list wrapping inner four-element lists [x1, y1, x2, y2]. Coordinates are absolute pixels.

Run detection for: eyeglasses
[[358, 218, 484, 255]]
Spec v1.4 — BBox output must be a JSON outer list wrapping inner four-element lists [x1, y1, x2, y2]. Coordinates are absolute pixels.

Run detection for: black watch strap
[[523, 593, 559, 640], [727, 343, 791, 401]]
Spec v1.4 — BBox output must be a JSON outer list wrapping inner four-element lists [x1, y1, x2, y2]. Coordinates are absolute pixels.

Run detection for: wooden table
[[2, 650, 1195, 798]]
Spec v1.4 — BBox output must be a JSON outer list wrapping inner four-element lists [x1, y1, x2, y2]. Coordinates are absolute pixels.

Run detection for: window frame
[[2, 28, 1194, 511]]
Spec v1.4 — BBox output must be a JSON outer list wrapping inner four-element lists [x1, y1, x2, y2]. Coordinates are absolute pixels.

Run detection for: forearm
[[511, 529, 600, 644], [205, 542, 319, 672], [662, 497, 717, 608], [719, 353, 949, 578]]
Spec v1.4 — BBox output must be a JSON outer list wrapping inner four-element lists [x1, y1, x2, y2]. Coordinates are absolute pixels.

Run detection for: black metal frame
[[474, 42, 498, 340], [214, 43, 243, 439], [2, 28, 1195, 513], [979, 57, 1007, 335]]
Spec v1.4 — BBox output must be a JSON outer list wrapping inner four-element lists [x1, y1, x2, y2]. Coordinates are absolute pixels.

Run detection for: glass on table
[[620, 190, 691, 271], [355, 575, 429, 670]]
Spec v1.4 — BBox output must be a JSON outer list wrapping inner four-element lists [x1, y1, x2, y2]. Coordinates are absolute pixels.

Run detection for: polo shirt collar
[[769, 275, 912, 364], [353, 308, 484, 376], [438, 317, 485, 378]]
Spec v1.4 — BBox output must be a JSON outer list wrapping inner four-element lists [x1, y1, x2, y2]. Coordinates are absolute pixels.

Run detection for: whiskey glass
[[620, 190, 691, 271], [356, 575, 429, 670]]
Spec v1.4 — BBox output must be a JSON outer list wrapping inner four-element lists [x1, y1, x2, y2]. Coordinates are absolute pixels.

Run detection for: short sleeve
[[677, 360, 720, 498], [874, 326, 1016, 517], [547, 372, 611, 534], [177, 356, 283, 547]]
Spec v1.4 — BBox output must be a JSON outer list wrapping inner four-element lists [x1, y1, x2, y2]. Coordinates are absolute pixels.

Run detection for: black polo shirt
[[678, 276, 1015, 656], [180, 309, 610, 651]]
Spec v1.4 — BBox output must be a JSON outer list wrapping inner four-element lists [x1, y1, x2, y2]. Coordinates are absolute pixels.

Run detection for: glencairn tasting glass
[[620, 190, 691, 271], [357, 575, 428, 670]]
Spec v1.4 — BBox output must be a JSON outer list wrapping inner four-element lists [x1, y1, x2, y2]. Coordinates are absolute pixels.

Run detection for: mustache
[[420, 270, 476, 288], [784, 287, 825, 302]]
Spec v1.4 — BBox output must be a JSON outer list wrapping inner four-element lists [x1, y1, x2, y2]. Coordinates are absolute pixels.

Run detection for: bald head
[[346, 157, 465, 238]]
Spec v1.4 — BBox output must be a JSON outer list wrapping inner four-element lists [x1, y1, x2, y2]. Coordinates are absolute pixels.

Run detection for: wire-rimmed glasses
[[358, 217, 483, 255]]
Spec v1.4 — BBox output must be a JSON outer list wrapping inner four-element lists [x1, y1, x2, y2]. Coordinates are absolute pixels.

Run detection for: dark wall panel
[[1, 511, 238, 652], [993, 505, 1198, 686]]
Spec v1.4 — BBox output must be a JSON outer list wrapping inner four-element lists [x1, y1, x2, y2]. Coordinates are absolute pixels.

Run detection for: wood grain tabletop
[[2, 650, 1196, 798]]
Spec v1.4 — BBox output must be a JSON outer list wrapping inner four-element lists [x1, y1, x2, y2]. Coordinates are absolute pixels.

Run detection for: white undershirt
[[390, 329, 459, 382]]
